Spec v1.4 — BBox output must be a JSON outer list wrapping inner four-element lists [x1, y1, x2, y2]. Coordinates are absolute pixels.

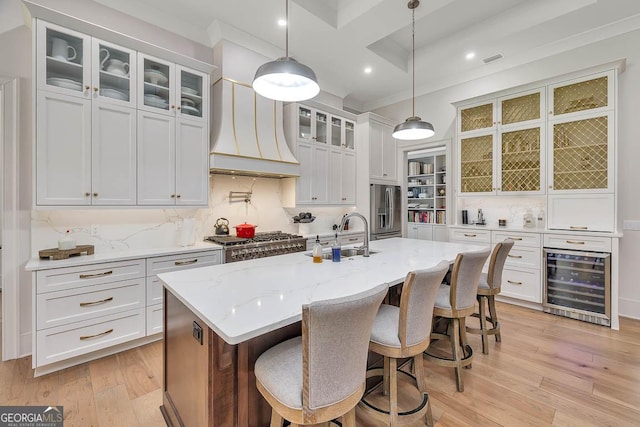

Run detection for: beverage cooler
[[543, 248, 611, 326]]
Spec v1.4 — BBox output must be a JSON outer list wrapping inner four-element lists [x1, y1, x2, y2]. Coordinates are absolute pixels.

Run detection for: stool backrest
[[400, 261, 450, 349], [302, 283, 388, 412], [449, 248, 492, 313], [487, 239, 515, 290]]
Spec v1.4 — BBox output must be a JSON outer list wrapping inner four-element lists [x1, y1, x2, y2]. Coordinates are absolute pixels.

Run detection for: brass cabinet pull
[[347, 238, 358, 241], [177, 106, 181, 110], [85, 192, 91, 197], [507, 280, 522, 285], [80, 328, 113, 341], [569, 226, 588, 230], [566, 240, 585, 245], [175, 259, 198, 266], [79, 270, 113, 279], [464, 233, 477, 237], [80, 297, 113, 307], [85, 85, 90, 91], [507, 237, 523, 241], [93, 192, 98, 197], [93, 87, 99, 92], [507, 254, 523, 259], [170, 194, 176, 198], [176, 194, 181, 198]]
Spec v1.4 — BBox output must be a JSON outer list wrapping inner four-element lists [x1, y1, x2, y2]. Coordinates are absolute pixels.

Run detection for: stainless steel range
[[204, 231, 307, 263]]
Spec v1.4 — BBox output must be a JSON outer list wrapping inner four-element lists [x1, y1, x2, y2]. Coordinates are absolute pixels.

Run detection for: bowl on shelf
[[144, 69, 168, 85]]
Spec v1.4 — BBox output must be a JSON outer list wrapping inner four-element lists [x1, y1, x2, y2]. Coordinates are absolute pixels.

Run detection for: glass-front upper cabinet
[[458, 101, 495, 135], [177, 66, 207, 121], [344, 120, 355, 150], [548, 72, 614, 118], [331, 117, 342, 147], [92, 39, 136, 107], [37, 21, 91, 97], [297, 106, 328, 143], [138, 54, 174, 115]]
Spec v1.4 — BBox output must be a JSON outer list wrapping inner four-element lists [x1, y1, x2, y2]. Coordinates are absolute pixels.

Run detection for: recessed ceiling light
[[465, 52, 476, 60], [277, 19, 287, 27], [364, 67, 372, 74]]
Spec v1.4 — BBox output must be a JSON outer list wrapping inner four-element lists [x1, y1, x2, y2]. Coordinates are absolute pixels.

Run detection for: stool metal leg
[[488, 295, 501, 342]]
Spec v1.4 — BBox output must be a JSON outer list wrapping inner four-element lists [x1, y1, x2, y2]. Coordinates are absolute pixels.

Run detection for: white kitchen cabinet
[[492, 230, 542, 303], [360, 114, 397, 184], [407, 223, 433, 240], [458, 88, 545, 195], [37, 20, 137, 108], [284, 102, 356, 206], [329, 148, 356, 204], [36, 91, 92, 206], [137, 111, 208, 206]]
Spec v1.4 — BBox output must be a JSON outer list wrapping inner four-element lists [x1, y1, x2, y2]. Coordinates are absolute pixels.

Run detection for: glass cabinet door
[[178, 67, 205, 120], [344, 121, 355, 149], [331, 117, 342, 147], [550, 75, 610, 117], [459, 102, 494, 134], [298, 107, 312, 141], [500, 91, 542, 127], [139, 55, 173, 114], [92, 39, 136, 106], [459, 133, 495, 193], [500, 127, 542, 192], [38, 21, 91, 97], [315, 111, 327, 143]]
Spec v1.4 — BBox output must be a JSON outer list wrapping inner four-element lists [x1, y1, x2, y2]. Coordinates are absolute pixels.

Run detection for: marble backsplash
[[456, 196, 546, 228], [30, 175, 356, 256]]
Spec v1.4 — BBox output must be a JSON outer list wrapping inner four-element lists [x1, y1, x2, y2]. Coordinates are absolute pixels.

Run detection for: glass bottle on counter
[[313, 235, 323, 263]]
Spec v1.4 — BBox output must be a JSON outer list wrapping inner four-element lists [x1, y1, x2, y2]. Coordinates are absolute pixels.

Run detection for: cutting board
[[39, 245, 95, 260]]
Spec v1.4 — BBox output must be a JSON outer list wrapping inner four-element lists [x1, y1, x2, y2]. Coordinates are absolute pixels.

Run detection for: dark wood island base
[[160, 290, 301, 427]]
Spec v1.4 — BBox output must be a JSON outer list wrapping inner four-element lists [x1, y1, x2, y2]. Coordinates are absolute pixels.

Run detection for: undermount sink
[[304, 248, 378, 260]]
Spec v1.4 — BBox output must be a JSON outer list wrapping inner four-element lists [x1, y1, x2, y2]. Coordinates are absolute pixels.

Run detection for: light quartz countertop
[[25, 241, 223, 271], [158, 238, 487, 345]]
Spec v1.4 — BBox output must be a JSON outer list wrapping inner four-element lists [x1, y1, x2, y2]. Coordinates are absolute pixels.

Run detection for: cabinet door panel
[[329, 149, 342, 204], [547, 194, 614, 232], [369, 121, 384, 179], [176, 119, 208, 206], [37, 91, 92, 205], [137, 111, 176, 205], [459, 133, 495, 194], [341, 151, 356, 204], [92, 103, 137, 205], [313, 145, 329, 204], [381, 123, 396, 180], [296, 143, 314, 204]]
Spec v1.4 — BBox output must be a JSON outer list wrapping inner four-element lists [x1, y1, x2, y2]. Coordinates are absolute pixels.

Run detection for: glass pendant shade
[[253, 57, 320, 102], [392, 116, 435, 140]]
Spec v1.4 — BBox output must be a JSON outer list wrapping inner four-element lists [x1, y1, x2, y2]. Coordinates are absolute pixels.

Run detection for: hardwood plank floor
[[0, 302, 639, 426]]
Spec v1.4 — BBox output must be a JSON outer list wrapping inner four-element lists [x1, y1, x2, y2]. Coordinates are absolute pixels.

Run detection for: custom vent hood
[[210, 41, 299, 178]]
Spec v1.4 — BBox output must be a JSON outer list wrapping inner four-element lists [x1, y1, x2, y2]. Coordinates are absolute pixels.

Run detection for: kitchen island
[[158, 238, 487, 427]]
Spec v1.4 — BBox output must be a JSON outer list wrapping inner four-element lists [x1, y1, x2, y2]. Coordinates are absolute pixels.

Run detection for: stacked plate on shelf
[[144, 94, 168, 108], [47, 77, 82, 91], [180, 96, 200, 115]]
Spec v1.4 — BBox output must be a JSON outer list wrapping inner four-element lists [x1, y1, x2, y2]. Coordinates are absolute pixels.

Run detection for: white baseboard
[[619, 298, 640, 320]]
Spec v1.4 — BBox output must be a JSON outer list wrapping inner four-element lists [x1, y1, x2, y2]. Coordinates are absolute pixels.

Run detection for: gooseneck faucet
[[339, 212, 369, 257]]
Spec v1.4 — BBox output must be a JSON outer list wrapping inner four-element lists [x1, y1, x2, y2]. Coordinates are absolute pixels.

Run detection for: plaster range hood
[[210, 77, 300, 178]]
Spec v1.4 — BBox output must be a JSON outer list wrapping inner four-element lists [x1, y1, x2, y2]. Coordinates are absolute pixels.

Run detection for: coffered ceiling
[[93, 0, 640, 112]]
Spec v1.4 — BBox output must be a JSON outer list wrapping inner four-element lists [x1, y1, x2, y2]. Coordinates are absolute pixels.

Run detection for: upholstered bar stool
[[466, 239, 514, 354], [360, 262, 450, 426], [254, 283, 388, 427], [423, 248, 491, 392]]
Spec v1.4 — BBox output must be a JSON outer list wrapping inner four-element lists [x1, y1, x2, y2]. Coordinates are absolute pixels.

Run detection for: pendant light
[[252, 0, 320, 102], [392, 0, 435, 140]]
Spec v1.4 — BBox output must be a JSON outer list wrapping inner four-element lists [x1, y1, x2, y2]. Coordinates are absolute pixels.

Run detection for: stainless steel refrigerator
[[370, 184, 402, 240]]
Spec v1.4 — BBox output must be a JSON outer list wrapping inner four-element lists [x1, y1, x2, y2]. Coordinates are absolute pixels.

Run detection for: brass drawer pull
[[570, 226, 588, 230], [507, 254, 522, 259], [79, 270, 113, 279], [507, 280, 522, 285], [464, 233, 477, 237], [507, 237, 523, 241], [80, 297, 113, 307], [175, 259, 198, 266], [566, 240, 585, 245], [80, 328, 113, 341], [347, 238, 359, 241]]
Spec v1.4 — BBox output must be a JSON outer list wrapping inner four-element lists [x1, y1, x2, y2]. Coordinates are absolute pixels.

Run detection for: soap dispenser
[[312, 235, 323, 263], [331, 233, 341, 262]]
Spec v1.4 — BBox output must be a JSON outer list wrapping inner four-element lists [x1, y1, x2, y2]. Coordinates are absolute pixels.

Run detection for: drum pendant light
[[392, 0, 435, 140], [252, 0, 320, 102]]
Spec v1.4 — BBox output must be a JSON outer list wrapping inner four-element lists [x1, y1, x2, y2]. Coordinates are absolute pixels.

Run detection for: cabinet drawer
[[36, 308, 145, 367], [146, 305, 163, 336], [450, 228, 491, 244], [147, 276, 163, 305], [36, 259, 145, 294], [37, 279, 145, 330], [503, 246, 541, 270], [543, 234, 611, 253], [500, 268, 541, 303], [492, 231, 541, 248], [146, 250, 221, 276]]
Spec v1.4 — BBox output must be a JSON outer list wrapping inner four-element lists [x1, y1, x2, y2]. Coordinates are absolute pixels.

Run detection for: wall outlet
[[90, 224, 99, 236]]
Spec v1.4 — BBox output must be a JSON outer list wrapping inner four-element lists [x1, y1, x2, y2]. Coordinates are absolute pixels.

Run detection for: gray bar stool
[[359, 262, 450, 426], [466, 239, 514, 354], [423, 248, 491, 392], [254, 283, 388, 427]]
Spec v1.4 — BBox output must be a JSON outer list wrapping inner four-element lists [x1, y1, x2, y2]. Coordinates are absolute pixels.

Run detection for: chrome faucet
[[339, 212, 369, 257]]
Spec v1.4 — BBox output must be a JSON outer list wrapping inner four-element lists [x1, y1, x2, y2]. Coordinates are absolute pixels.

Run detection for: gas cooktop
[[204, 231, 307, 262], [204, 231, 303, 246]]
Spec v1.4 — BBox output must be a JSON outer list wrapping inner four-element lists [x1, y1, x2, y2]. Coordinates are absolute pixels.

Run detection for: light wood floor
[[1, 302, 639, 426]]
